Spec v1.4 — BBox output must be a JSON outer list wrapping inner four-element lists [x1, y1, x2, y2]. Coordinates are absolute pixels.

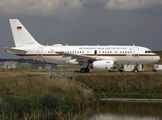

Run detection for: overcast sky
[[1, 0, 162, 58]]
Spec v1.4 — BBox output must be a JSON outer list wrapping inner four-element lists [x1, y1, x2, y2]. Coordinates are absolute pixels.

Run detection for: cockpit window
[[145, 51, 153, 53]]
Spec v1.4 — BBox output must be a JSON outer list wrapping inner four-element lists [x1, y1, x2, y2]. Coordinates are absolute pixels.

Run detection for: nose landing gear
[[133, 67, 139, 73]]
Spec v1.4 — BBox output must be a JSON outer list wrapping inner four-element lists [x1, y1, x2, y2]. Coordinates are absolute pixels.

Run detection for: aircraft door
[[94, 50, 97, 55], [37, 47, 43, 58], [133, 47, 139, 58]]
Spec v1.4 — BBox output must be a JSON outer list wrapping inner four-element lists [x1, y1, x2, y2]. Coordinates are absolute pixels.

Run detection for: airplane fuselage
[[15, 45, 160, 65]]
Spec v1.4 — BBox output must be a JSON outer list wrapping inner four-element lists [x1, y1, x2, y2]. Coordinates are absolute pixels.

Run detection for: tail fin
[[9, 19, 41, 47]]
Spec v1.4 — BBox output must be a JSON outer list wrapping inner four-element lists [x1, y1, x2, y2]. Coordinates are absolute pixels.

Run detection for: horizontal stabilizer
[[4, 47, 28, 54]]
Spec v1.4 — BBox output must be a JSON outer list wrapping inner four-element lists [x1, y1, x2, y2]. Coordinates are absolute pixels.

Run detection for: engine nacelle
[[89, 60, 114, 70]]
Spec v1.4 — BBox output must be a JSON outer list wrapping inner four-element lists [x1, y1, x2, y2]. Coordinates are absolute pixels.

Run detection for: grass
[[0, 71, 94, 119], [0, 95, 61, 119], [74, 72, 162, 99]]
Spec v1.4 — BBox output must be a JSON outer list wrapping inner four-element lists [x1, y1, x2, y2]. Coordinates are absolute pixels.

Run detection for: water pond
[[76, 101, 162, 120]]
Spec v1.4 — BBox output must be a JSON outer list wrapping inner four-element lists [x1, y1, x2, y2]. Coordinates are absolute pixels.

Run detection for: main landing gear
[[80, 68, 90, 73]]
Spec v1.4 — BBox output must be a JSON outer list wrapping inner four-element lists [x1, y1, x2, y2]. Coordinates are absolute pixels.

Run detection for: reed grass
[[0, 71, 94, 119], [74, 73, 162, 99]]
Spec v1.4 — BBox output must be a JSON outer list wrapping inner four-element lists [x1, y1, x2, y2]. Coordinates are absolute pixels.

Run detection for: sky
[[1, 0, 162, 58]]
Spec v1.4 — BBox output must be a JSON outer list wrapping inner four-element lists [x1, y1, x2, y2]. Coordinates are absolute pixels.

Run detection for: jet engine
[[89, 60, 114, 70]]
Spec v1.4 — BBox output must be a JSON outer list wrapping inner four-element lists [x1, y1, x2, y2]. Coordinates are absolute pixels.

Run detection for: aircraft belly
[[43, 56, 69, 64]]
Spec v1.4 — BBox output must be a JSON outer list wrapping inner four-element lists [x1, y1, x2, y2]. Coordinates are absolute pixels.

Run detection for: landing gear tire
[[134, 69, 138, 73], [80, 68, 90, 73], [80, 68, 85, 73], [85, 68, 90, 73], [119, 69, 123, 72]]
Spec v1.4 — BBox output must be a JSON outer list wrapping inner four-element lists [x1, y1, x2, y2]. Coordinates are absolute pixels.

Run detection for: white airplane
[[4, 19, 160, 73]]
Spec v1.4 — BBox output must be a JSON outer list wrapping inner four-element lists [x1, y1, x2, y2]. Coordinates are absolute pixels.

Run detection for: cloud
[[0, 0, 82, 17], [106, 0, 162, 10], [1, 0, 162, 17], [80, 0, 109, 9]]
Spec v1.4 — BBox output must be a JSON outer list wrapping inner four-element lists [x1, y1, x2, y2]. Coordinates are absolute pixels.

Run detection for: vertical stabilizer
[[9, 19, 41, 47]]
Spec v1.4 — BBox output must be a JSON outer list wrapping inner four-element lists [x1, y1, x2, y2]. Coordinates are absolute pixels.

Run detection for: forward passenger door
[[133, 47, 139, 58]]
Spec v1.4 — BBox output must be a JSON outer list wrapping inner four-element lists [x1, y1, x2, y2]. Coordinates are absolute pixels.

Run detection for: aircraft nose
[[157, 56, 160, 61], [156, 55, 160, 62]]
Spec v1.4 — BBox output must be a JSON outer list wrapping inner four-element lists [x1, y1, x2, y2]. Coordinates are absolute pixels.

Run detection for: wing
[[55, 51, 117, 63], [56, 51, 100, 63], [4, 47, 28, 54]]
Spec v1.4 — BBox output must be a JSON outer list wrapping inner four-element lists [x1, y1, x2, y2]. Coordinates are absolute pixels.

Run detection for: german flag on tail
[[17, 27, 22, 30]]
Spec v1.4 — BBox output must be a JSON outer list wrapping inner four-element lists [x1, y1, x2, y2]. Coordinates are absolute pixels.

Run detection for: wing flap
[[55, 51, 117, 63], [56, 51, 96, 62]]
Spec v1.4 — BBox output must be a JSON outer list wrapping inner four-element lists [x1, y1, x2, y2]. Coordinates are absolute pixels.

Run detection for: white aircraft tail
[[9, 19, 41, 47]]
